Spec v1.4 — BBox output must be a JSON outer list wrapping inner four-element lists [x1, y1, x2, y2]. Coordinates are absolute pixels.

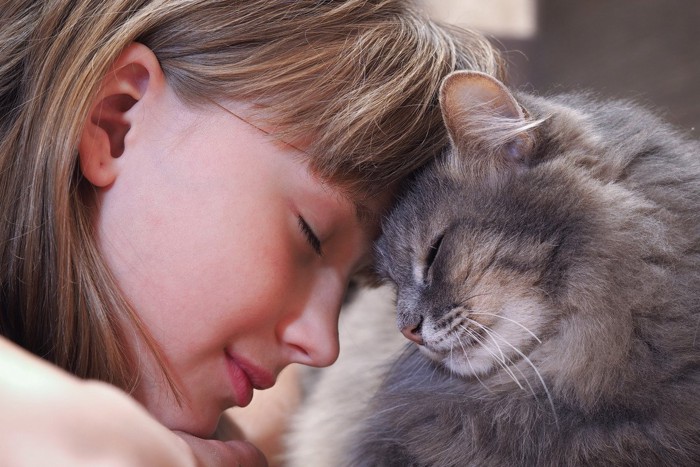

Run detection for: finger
[[175, 431, 268, 467], [214, 410, 246, 441]]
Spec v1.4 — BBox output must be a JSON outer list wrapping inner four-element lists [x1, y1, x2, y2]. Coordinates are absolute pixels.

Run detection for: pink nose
[[401, 324, 424, 345]]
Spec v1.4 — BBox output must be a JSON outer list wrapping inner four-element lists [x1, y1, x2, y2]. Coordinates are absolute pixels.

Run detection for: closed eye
[[298, 216, 323, 256], [424, 232, 444, 275]]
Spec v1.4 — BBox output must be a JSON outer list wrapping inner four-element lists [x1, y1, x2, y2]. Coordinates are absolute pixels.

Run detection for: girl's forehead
[[213, 97, 397, 237]]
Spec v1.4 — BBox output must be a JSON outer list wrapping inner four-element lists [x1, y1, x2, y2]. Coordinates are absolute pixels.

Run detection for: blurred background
[[419, 0, 700, 133]]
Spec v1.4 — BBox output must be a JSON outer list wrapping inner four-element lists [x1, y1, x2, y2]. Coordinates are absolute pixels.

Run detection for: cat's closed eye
[[423, 232, 445, 279]]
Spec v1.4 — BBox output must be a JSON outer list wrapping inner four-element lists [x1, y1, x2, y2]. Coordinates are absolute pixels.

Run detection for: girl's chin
[[143, 397, 228, 439]]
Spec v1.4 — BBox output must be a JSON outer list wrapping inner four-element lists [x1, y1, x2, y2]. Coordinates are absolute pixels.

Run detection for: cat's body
[[346, 73, 700, 466]]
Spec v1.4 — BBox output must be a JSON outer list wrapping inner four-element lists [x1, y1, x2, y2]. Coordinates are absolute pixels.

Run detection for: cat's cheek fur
[[445, 298, 548, 377]]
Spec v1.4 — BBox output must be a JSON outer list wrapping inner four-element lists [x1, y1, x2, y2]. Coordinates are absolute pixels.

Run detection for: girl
[[0, 1, 501, 464]]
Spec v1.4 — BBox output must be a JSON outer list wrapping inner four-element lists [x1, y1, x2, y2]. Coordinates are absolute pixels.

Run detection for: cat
[[344, 71, 700, 466]]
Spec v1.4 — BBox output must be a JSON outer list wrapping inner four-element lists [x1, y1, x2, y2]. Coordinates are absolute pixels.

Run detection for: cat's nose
[[401, 318, 424, 345]]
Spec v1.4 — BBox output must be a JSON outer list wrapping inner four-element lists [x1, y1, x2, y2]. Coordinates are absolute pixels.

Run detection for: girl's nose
[[278, 280, 344, 368]]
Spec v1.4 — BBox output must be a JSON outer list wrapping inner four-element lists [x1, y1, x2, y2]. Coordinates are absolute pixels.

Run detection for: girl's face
[[94, 86, 381, 436]]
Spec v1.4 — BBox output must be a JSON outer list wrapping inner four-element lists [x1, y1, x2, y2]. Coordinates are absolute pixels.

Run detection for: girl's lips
[[224, 351, 276, 407], [225, 353, 253, 407]]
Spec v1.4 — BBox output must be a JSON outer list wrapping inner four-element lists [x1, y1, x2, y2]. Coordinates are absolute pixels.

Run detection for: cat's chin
[[445, 354, 494, 378], [419, 345, 494, 378]]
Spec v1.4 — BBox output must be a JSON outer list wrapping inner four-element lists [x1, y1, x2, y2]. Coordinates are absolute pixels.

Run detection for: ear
[[78, 43, 164, 187], [439, 71, 536, 170]]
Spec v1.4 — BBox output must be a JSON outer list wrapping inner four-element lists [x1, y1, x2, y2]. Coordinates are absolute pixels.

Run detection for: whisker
[[460, 323, 502, 365], [470, 322, 536, 395], [460, 324, 515, 385], [463, 324, 524, 390], [469, 311, 542, 343], [466, 319, 559, 426], [455, 330, 494, 393]]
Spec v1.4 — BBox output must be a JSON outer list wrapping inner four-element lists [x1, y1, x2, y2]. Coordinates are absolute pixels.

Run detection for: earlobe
[[78, 43, 164, 187]]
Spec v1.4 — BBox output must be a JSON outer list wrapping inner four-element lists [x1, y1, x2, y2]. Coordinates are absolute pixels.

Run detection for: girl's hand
[[0, 336, 267, 466], [175, 431, 268, 467]]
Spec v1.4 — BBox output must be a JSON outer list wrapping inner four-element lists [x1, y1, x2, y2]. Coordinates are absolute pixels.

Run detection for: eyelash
[[298, 216, 323, 256]]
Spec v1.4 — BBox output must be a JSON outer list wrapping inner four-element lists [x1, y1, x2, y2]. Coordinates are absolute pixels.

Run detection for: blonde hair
[[0, 0, 502, 391]]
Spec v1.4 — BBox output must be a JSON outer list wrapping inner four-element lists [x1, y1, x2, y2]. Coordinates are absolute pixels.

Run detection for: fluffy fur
[[345, 71, 700, 466], [284, 285, 406, 467]]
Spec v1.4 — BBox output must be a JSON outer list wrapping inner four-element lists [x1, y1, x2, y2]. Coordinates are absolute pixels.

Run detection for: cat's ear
[[439, 71, 537, 173]]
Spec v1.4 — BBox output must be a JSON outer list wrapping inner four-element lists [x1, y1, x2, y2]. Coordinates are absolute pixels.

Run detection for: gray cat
[[347, 71, 700, 466]]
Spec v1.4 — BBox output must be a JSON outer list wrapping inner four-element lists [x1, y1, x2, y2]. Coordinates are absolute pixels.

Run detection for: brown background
[[422, 0, 700, 133]]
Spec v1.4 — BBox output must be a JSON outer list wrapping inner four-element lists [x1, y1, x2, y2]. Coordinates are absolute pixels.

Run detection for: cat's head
[[376, 71, 652, 384]]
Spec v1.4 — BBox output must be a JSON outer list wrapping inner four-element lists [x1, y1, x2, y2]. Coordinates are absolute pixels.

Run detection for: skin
[[79, 43, 383, 456], [222, 364, 304, 465], [0, 334, 264, 466]]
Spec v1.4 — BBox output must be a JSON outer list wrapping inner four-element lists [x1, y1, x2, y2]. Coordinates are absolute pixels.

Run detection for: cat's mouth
[[423, 323, 487, 355], [456, 323, 488, 347], [423, 314, 545, 379]]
